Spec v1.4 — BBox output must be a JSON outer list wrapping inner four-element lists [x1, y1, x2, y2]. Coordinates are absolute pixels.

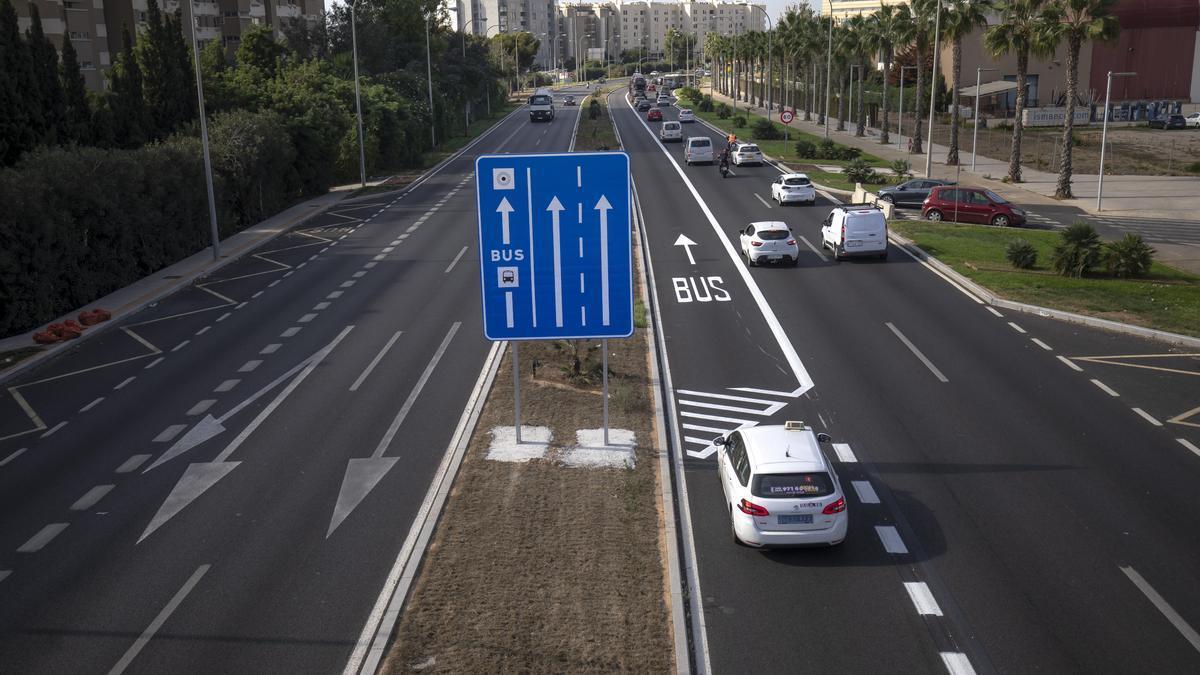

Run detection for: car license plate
[[769, 255, 782, 261], [846, 240, 862, 247], [778, 514, 812, 525]]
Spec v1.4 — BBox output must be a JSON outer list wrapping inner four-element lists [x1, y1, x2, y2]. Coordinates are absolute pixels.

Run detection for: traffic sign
[[781, 109, 795, 124], [475, 152, 633, 341]]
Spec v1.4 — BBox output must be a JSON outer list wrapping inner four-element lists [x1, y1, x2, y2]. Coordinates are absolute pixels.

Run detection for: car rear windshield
[[529, 95, 552, 106], [741, 145, 760, 153], [664, 122, 680, 129], [846, 214, 883, 233], [753, 472, 834, 498], [690, 139, 710, 147], [757, 229, 789, 240], [784, 177, 811, 186]]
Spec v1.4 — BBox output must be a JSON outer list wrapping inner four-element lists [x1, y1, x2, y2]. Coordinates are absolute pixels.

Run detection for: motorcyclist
[[718, 148, 731, 177]]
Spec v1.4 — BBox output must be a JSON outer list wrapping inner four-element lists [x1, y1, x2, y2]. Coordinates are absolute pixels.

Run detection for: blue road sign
[[475, 152, 633, 341]]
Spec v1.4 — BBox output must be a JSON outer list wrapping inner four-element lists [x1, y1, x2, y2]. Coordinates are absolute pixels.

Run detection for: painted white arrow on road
[[547, 197, 565, 328], [674, 234, 698, 265], [496, 197, 514, 245], [327, 322, 461, 537], [138, 326, 354, 543], [594, 195, 612, 326]]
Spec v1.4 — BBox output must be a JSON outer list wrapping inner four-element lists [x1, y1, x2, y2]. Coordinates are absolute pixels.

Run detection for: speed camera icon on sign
[[492, 168, 515, 190]]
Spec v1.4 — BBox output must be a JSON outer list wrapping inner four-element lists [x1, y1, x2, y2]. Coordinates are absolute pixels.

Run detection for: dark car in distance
[[1148, 114, 1186, 130], [637, 100, 653, 112], [876, 179, 956, 207], [922, 186, 1027, 228]]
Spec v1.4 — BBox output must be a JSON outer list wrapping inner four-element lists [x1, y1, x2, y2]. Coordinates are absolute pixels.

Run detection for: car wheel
[[992, 214, 1010, 228], [879, 251, 888, 261], [880, 194, 894, 204], [791, 255, 800, 267], [927, 209, 944, 222], [746, 252, 756, 267]]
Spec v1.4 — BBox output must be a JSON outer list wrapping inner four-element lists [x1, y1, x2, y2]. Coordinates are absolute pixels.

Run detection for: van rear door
[[843, 211, 886, 253]]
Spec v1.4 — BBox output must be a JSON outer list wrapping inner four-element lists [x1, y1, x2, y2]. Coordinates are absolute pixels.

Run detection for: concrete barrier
[[850, 184, 896, 219]]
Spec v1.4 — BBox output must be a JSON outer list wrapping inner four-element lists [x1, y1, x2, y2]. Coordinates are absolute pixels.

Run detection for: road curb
[[887, 230, 1200, 349]]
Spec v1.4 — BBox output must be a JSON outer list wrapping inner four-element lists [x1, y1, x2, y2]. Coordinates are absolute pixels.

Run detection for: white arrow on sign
[[496, 197, 514, 245], [674, 234, 698, 265], [547, 197, 565, 328], [594, 195, 612, 326]]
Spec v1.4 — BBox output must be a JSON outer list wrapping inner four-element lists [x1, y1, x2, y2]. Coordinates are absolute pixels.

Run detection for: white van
[[660, 120, 682, 142], [821, 206, 888, 260], [684, 136, 714, 165]]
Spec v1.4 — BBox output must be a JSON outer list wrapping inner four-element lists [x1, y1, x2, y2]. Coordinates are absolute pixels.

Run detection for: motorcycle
[[718, 156, 730, 178]]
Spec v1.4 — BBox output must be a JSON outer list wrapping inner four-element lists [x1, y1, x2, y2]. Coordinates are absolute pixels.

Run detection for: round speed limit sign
[[780, 110, 795, 124]]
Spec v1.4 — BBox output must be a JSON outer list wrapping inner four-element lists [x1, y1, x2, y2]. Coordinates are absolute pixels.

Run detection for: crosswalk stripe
[[680, 411, 757, 425], [684, 436, 715, 446], [678, 398, 782, 415], [676, 389, 782, 405], [682, 423, 730, 434]]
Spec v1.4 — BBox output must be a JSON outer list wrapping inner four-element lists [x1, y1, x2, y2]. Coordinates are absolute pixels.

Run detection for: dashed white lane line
[[308, 255, 318, 261], [940, 652, 977, 675], [115, 376, 136, 390], [17, 523, 69, 552], [187, 400, 216, 416], [381, 247, 395, 253], [298, 313, 318, 323], [153, 425, 187, 443], [80, 397, 105, 412], [1007, 322, 1027, 334], [798, 235, 828, 262], [985, 306, 1004, 318], [1132, 408, 1163, 426], [0, 448, 28, 467], [283, 271, 294, 278], [1057, 355, 1084, 372], [850, 480, 879, 504], [327, 291, 344, 299], [252, 290, 265, 298], [1031, 338, 1053, 351], [313, 302, 331, 311], [1120, 566, 1200, 655], [875, 525, 909, 554], [70, 484, 115, 511], [260, 343, 282, 355], [398, 233, 410, 240], [1091, 379, 1120, 397], [239, 360, 263, 372], [109, 564, 211, 675], [833, 443, 857, 463], [349, 330, 404, 392], [171, 340, 190, 352], [0, 570, 10, 583], [321, 247, 329, 253], [214, 379, 240, 393], [269, 280, 281, 288], [341, 280, 357, 288], [144, 357, 164, 370], [406, 224, 419, 233], [373, 254, 387, 261], [116, 454, 151, 474], [363, 262, 378, 269], [296, 262, 306, 270], [235, 301, 248, 310], [40, 421, 67, 438], [445, 246, 469, 274], [1178, 438, 1200, 459], [281, 327, 301, 337], [216, 312, 232, 322], [390, 240, 402, 246], [903, 582, 944, 616], [753, 193, 773, 208], [353, 271, 367, 278], [195, 326, 211, 336], [887, 322, 950, 383]]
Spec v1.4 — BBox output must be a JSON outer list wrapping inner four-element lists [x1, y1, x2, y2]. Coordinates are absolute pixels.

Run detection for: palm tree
[[985, 0, 1059, 182], [844, 14, 870, 136], [865, 3, 906, 145], [944, 1, 991, 165], [833, 23, 856, 131], [896, 0, 933, 156], [1047, 0, 1120, 198]]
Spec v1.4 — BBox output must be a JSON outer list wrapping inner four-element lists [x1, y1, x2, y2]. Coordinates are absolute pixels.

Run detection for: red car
[[647, 108, 663, 121], [922, 186, 1027, 228]]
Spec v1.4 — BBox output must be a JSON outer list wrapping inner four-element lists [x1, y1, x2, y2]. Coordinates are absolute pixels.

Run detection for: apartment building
[[457, 0, 558, 71], [15, 0, 113, 91], [822, 0, 908, 21]]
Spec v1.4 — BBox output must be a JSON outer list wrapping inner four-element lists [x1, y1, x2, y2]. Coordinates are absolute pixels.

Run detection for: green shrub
[[676, 86, 701, 103], [817, 138, 838, 160], [843, 158, 877, 184], [795, 140, 817, 158], [752, 118, 782, 140], [890, 158, 912, 182], [698, 95, 714, 112], [1005, 238, 1038, 269], [716, 103, 731, 119], [588, 98, 601, 120], [836, 146, 862, 161], [1052, 222, 1102, 277], [732, 115, 747, 128], [1103, 233, 1155, 278], [1186, 161, 1200, 173]]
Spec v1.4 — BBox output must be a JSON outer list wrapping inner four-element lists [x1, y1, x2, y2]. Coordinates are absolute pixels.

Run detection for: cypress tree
[[137, 0, 175, 138], [60, 30, 91, 144], [165, 10, 196, 124], [0, 0, 36, 164], [27, 3, 65, 144], [110, 24, 147, 147]]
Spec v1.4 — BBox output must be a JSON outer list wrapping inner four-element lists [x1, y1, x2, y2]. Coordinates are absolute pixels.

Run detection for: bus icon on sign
[[498, 267, 519, 288]]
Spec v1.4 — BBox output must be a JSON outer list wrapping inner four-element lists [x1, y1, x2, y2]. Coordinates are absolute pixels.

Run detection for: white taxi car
[[739, 221, 799, 266], [731, 142, 764, 166], [771, 173, 817, 205], [715, 422, 847, 548], [660, 120, 682, 142], [678, 108, 696, 123]]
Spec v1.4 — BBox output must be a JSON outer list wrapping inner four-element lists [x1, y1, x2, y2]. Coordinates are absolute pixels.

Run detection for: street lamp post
[[925, 0, 943, 178], [824, 4, 834, 138], [426, 13, 436, 147], [183, 0, 221, 259], [971, 66, 998, 172], [897, 65, 917, 151], [1098, 71, 1136, 211], [349, 0, 367, 187]]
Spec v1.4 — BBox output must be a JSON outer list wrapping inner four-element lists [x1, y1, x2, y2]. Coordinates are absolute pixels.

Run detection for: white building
[[458, 0, 558, 69]]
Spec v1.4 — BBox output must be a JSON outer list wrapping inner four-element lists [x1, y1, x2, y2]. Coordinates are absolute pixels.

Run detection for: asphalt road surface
[[613, 89, 1200, 673], [0, 89, 586, 674]]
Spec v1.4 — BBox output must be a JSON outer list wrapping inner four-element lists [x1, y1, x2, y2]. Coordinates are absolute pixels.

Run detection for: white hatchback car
[[715, 422, 848, 548], [660, 120, 682, 142], [678, 108, 696, 123], [771, 173, 817, 205], [739, 220, 799, 266], [731, 142, 764, 166], [1186, 112, 1200, 128]]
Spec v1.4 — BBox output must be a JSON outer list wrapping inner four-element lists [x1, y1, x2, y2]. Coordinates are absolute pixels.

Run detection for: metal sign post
[[512, 342, 521, 443], [475, 152, 634, 444]]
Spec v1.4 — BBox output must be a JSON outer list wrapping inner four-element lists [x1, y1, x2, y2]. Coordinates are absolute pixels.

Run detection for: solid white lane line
[[17, 523, 68, 553], [239, 360, 262, 372], [985, 306, 1004, 318], [940, 652, 977, 675], [313, 302, 331, 311], [833, 443, 857, 463], [195, 326, 212, 336], [71, 484, 115, 511], [1132, 408, 1162, 426], [281, 327, 301, 338], [153, 425, 187, 443], [1120, 566, 1200, 655], [187, 400, 216, 416], [108, 565, 211, 675], [299, 313, 318, 323], [327, 291, 344, 299], [754, 193, 772, 208], [116, 454, 151, 473], [1057, 355, 1083, 372], [260, 344, 281, 355], [214, 379, 240, 393], [80, 397, 105, 412], [144, 357, 164, 370], [40, 421, 67, 438], [875, 525, 908, 554], [1091, 379, 1120, 397], [850, 480, 879, 504], [445, 246, 469, 274], [0, 448, 27, 467], [903, 582, 944, 616], [1178, 438, 1200, 458], [798, 235, 828, 262], [216, 312, 232, 321], [1008, 322, 1027, 334], [114, 376, 135, 390], [892, 239, 985, 304], [350, 331, 403, 392], [887, 322, 949, 383], [1031, 338, 1053, 351]]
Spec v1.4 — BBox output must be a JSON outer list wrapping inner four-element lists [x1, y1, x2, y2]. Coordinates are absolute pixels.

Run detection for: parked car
[[660, 120, 683, 142], [637, 100, 653, 112], [821, 206, 888, 260], [647, 108, 663, 121], [678, 108, 696, 123], [876, 179, 955, 207], [771, 173, 816, 205], [1186, 112, 1200, 128], [1149, 114, 1186, 130], [684, 136, 714, 165], [731, 142, 764, 166], [922, 186, 1027, 227], [740, 221, 799, 266]]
